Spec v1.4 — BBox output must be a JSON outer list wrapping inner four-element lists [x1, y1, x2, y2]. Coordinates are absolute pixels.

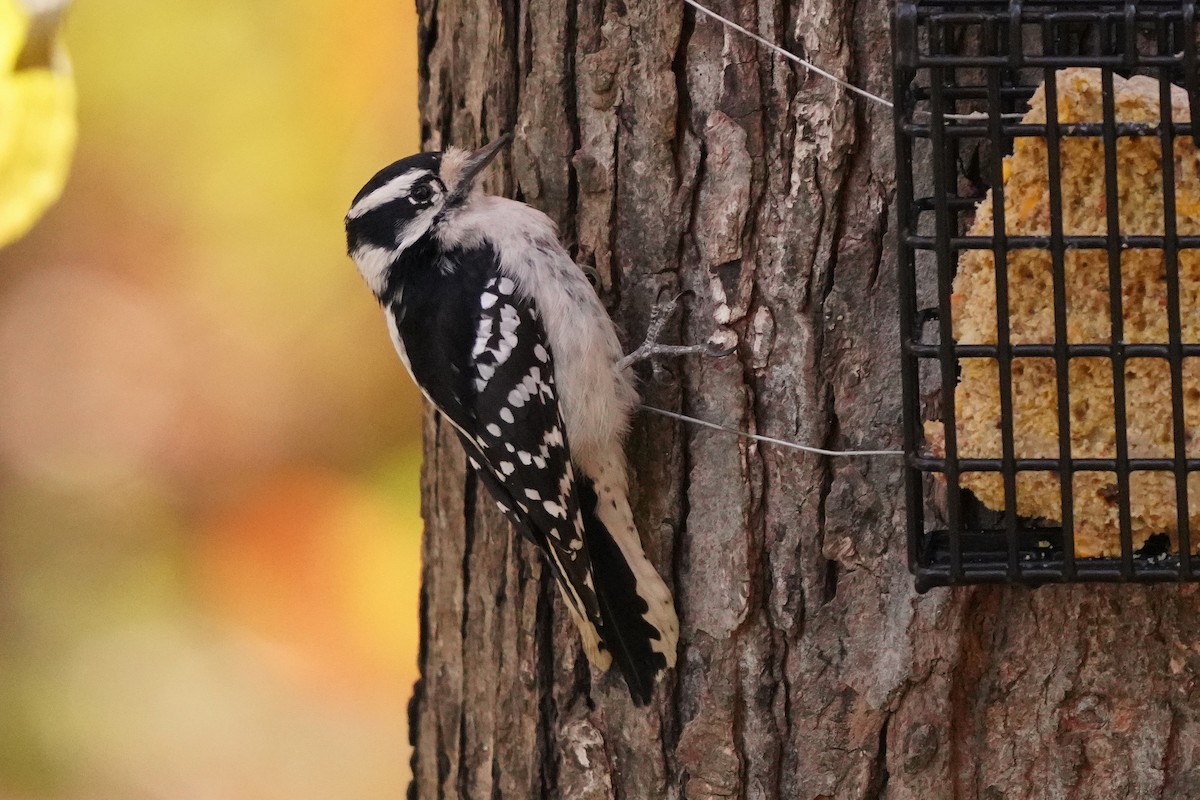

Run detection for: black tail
[[576, 478, 668, 705]]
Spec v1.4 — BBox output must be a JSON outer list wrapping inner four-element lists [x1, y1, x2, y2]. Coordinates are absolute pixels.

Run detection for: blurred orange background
[[0, 1, 425, 797]]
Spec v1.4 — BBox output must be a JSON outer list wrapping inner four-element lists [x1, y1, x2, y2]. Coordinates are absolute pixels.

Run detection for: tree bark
[[408, 1, 1200, 798]]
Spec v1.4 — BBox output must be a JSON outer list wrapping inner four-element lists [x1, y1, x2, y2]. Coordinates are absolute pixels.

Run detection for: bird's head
[[345, 134, 511, 297]]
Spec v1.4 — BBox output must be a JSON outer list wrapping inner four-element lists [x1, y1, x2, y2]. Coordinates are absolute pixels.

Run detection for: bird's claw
[[616, 293, 735, 372]]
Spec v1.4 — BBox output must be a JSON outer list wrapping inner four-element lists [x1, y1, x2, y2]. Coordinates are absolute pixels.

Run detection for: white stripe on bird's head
[[347, 169, 430, 219]]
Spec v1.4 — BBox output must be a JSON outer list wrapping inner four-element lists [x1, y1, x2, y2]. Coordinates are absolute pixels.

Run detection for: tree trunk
[[408, 1, 1200, 798]]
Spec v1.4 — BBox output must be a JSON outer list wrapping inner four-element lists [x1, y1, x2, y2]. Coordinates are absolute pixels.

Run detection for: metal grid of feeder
[[894, 0, 1200, 590]]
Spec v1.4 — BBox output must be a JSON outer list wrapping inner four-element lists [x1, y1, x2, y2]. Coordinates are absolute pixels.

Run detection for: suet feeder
[[894, 1, 1200, 589]]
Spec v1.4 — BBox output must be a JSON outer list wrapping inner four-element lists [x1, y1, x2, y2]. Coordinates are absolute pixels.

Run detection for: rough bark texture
[[408, 1, 1200, 798]]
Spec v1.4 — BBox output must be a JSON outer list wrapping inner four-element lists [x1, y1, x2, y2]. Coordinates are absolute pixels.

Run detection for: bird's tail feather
[[576, 475, 677, 705]]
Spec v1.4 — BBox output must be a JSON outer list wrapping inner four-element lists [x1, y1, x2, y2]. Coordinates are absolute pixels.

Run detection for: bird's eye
[[411, 183, 434, 204]]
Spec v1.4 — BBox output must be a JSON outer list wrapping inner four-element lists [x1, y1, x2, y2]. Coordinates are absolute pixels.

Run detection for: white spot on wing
[[499, 305, 520, 335]]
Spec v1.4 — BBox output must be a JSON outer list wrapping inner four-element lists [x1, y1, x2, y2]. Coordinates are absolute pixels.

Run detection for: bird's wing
[[467, 268, 674, 703], [388, 246, 611, 671], [461, 268, 615, 670]]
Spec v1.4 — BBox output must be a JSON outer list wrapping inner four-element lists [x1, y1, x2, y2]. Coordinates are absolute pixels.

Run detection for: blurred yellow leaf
[[0, 0, 75, 247]]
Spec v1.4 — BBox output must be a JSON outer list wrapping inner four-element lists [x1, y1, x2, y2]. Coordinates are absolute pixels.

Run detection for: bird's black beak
[[446, 133, 512, 206]]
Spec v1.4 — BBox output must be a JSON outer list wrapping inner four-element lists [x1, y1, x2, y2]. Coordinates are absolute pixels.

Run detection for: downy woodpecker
[[345, 134, 678, 704]]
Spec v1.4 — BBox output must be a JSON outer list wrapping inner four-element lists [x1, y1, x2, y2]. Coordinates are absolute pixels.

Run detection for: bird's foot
[[616, 291, 736, 372]]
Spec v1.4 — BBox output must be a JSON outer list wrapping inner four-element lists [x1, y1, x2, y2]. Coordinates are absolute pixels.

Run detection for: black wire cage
[[894, 1, 1200, 590]]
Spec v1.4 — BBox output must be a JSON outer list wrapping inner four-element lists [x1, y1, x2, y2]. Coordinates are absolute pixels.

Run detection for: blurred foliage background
[[0, 1, 425, 797]]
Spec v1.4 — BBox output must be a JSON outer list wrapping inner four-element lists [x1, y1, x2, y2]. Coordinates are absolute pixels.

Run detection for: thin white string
[[640, 404, 905, 458], [683, 0, 1024, 122], [683, 0, 895, 111]]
